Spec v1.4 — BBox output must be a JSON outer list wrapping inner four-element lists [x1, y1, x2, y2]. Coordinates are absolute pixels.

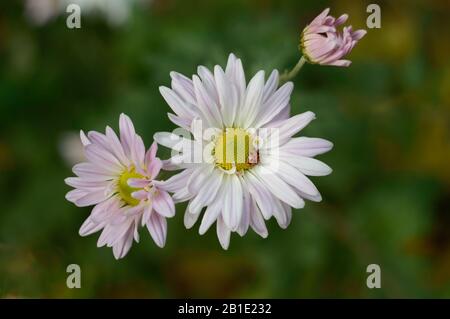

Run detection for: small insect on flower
[[65, 114, 175, 259], [155, 54, 333, 249], [300, 8, 367, 67]]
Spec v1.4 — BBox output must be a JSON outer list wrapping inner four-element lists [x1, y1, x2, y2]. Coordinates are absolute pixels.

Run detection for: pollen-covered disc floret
[[154, 53, 333, 249], [213, 128, 257, 172], [65, 114, 175, 259]]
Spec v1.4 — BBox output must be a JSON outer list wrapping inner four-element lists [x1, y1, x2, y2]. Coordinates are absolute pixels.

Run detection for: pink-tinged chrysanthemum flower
[[65, 114, 175, 259], [154, 54, 333, 249], [300, 8, 366, 67]]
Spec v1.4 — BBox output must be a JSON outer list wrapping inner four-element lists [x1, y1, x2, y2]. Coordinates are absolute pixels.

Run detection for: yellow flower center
[[118, 167, 145, 206], [214, 128, 257, 172]]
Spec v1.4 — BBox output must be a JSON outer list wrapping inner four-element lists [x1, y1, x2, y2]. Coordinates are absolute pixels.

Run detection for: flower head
[[65, 114, 175, 259], [300, 8, 366, 67], [155, 54, 333, 249]]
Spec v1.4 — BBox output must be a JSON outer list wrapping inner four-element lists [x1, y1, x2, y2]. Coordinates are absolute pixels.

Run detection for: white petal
[[249, 199, 268, 238], [262, 69, 279, 103], [197, 65, 219, 104], [265, 111, 316, 147], [159, 86, 195, 120], [279, 154, 332, 176], [187, 165, 213, 194], [173, 187, 194, 203], [155, 168, 193, 192], [253, 82, 293, 128], [239, 71, 265, 128], [216, 216, 231, 250], [167, 113, 191, 131], [222, 174, 243, 231], [184, 205, 201, 229], [242, 172, 273, 219], [280, 137, 333, 157], [153, 132, 193, 152], [199, 200, 222, 235], [237, 181, 251, 237], [188, 169, 223, 215], [272, 198, 290, 228], [170, 71, 196, 105], [215, 65, 238, 127], [252, 165, 304, 209], [265, 159, 321, 198], [192, 75, 223, 128]]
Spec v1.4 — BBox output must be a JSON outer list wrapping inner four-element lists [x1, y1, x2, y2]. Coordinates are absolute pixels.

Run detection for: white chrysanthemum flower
[[154, 54, 333, 249], [65, 114, 175, 259]]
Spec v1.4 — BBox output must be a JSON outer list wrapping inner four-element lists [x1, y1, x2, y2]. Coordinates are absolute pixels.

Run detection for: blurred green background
[[1, 0, 450, 298]]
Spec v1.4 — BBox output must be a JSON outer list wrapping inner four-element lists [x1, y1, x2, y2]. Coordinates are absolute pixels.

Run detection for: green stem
[[279, 56, 307, 84]]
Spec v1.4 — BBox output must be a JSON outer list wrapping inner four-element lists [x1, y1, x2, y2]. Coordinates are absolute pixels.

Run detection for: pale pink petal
[[119, 113, 136, 158], [152, 190, 175, 218], [112, 226, 134, 259], [105, 126, 130, 166], [79, 217, 104, 237], [80, 130, 91, 146], [141, 204, 153, 226], [75, 190, 111, 207], [148, 158, 162, 179], [65, 189, 87, 203], [127, 178, 150, 188], [302, 8, 365, 67], [145, 142, 158, 167], [84, 144, 123, 173], [146, 213, 167, 248], [131, 189, 148, 201]]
